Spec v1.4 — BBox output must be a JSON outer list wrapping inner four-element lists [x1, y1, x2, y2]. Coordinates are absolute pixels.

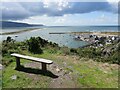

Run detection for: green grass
[[59, 56, 118, 88], [2, 48, 119, 88], [0, 70, 2, 89], [2, 39, 119, 88], [73, 62, 118, 88], [3, 60, 51, 88]]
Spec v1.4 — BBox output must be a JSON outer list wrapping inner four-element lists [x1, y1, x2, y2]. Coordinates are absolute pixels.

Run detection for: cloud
[[1, 1, 119, 20], [1, 2, 30, 20]]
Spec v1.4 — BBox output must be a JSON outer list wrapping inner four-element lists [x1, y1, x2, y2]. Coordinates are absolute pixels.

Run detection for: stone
[[56, 68, 60, 72], [11, 75, 17, 80], [0, 64, 2, 70], [56, 68, 62, 73]]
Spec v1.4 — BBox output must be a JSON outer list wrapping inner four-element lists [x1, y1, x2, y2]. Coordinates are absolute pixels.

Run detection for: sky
[[0, 0, 120, 26]]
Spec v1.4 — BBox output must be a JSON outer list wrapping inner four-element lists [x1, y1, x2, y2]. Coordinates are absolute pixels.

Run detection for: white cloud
[[1, 0, 120, 2], [1, 0, 118, 26], [107, 0, 120, 2]]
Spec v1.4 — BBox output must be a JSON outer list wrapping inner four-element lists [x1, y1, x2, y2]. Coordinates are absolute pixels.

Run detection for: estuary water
[[0, 26, 118, 48]]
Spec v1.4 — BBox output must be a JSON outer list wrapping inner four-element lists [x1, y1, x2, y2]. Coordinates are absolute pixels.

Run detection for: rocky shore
[[73, 32, 120, 48]]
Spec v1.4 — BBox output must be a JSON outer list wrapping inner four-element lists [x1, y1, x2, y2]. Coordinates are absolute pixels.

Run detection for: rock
[[56, 68, 60, 73], [63, 62, 66, 66], [11, 75, 17, 80], [104, 63, 109, 67], [0, 64, 2, 70], [53, 65, 57, 68], [56, 68, 62, 73], [60, 68, 62, 71], [103, 71, 108, 74]]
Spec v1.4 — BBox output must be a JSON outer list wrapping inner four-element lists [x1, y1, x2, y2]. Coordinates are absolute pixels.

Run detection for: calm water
[[0, 26, 118, 48]]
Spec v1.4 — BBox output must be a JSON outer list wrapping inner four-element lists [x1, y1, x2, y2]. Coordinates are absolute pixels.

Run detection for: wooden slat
[[11, 53, 53, 64]]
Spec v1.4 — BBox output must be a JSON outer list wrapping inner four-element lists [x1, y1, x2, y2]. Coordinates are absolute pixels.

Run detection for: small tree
[[6, 36, 12, 42], [27, 37, 43, 54]]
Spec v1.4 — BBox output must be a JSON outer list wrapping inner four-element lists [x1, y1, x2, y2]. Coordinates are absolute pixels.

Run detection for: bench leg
[[42, 63, 47, 71], [16, 57, 20, 69]]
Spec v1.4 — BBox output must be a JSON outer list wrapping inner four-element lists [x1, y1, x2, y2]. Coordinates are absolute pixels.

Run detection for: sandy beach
[[0, 28, 40, 35]]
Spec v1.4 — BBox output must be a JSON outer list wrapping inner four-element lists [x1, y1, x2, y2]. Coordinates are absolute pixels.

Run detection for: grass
[[3, 59, 51, 88], [2, 49, 119, 88], [0, 70, 2, 89], [73, 61, 118, 88], [2, 37, 119, 88]]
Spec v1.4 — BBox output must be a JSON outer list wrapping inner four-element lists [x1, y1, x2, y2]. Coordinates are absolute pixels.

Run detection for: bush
[[61, 47, 70, 55], [2, 47, 8, 56], [70, 48, 77, 54], [48, 49, 57, 54], [36, 37, 48, 47], [108, 52, 120, 64], [2, 57, 14, 66], [27, 37, 43, 54], [6, 36, 12, 42], [77, 47, 102, 59]]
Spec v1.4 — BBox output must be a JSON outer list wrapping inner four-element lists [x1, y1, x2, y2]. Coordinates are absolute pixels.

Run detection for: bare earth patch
[[22, 61, 76, 88]]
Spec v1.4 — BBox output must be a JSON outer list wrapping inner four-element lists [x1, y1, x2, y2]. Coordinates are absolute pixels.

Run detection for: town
[[73, 32, 120, 48]]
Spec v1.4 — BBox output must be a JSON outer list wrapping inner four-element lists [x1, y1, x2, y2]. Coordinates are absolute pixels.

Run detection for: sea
[[0, 26, 119, 48]]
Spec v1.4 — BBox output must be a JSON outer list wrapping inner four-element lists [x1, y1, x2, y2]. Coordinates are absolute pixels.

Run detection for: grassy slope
[[2, 49, 119, 88], [0, 70, 2, 89]]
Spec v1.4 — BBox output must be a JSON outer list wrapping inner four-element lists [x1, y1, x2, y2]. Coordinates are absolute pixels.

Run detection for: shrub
[[61, 47, 70, 55], [77, 47, 102, 58], [70, 48, 77, 54], [27, 37, 43, 54], [2, 47, 8, 56], [36, 37, 47, 47], [108, 52, 119, 64], [6, 36, 12, 42], [48, 49, 57, 54], [2, 57, 14, 66]]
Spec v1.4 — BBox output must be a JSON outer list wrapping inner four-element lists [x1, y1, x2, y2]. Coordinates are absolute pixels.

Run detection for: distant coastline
[[49, 31, 120, 36], [1, 29, 120, 36], [0, 28, 40, 35], [71, 31, 120, 36], [0, 21, 44, 28]]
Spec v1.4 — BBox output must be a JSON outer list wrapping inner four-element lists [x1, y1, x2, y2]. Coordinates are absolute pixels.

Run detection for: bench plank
[[11, 53, 53, 64]]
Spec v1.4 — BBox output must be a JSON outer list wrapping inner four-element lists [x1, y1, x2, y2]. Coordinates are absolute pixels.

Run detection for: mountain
[[0, 21, 44, 28]]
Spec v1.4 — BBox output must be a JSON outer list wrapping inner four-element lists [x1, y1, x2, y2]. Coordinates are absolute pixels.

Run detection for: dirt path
[[23, 61, 76, 88], [48, 62, 77, 88]]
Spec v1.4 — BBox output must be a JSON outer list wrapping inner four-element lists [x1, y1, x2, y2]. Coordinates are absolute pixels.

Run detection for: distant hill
[[0, 21, 44, 28]]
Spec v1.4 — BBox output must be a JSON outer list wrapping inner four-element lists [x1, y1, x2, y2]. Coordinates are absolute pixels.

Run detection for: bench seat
[[11, 53, 53, 64], [11, 53, 53, 71]]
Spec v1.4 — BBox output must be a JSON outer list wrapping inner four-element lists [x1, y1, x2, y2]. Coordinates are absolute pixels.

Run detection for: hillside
[[1, 36, 119, 88], [0, 21, 44, 28]]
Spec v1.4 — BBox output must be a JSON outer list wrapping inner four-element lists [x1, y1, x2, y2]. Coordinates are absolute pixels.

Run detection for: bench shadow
[[15, 65, 59, 79]]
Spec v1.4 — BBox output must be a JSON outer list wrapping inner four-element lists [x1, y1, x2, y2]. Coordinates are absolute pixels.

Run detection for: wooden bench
[[11, 53, 53, 71]]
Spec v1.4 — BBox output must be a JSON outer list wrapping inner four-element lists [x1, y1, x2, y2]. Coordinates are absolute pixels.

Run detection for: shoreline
[[70, 31, 120, 36], [49, 31, 120, 36], [0, 28, 119, 36], [0, 28, 40, 35]]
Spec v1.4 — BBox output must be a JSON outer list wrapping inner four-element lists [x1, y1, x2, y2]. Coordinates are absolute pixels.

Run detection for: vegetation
[[1, 36, 119, 88], [27, 37, 43, 54], [2, 36, 119, 66]]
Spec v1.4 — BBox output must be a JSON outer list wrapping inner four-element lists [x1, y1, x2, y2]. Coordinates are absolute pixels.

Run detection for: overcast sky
[[0, 0, 119, 26]]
